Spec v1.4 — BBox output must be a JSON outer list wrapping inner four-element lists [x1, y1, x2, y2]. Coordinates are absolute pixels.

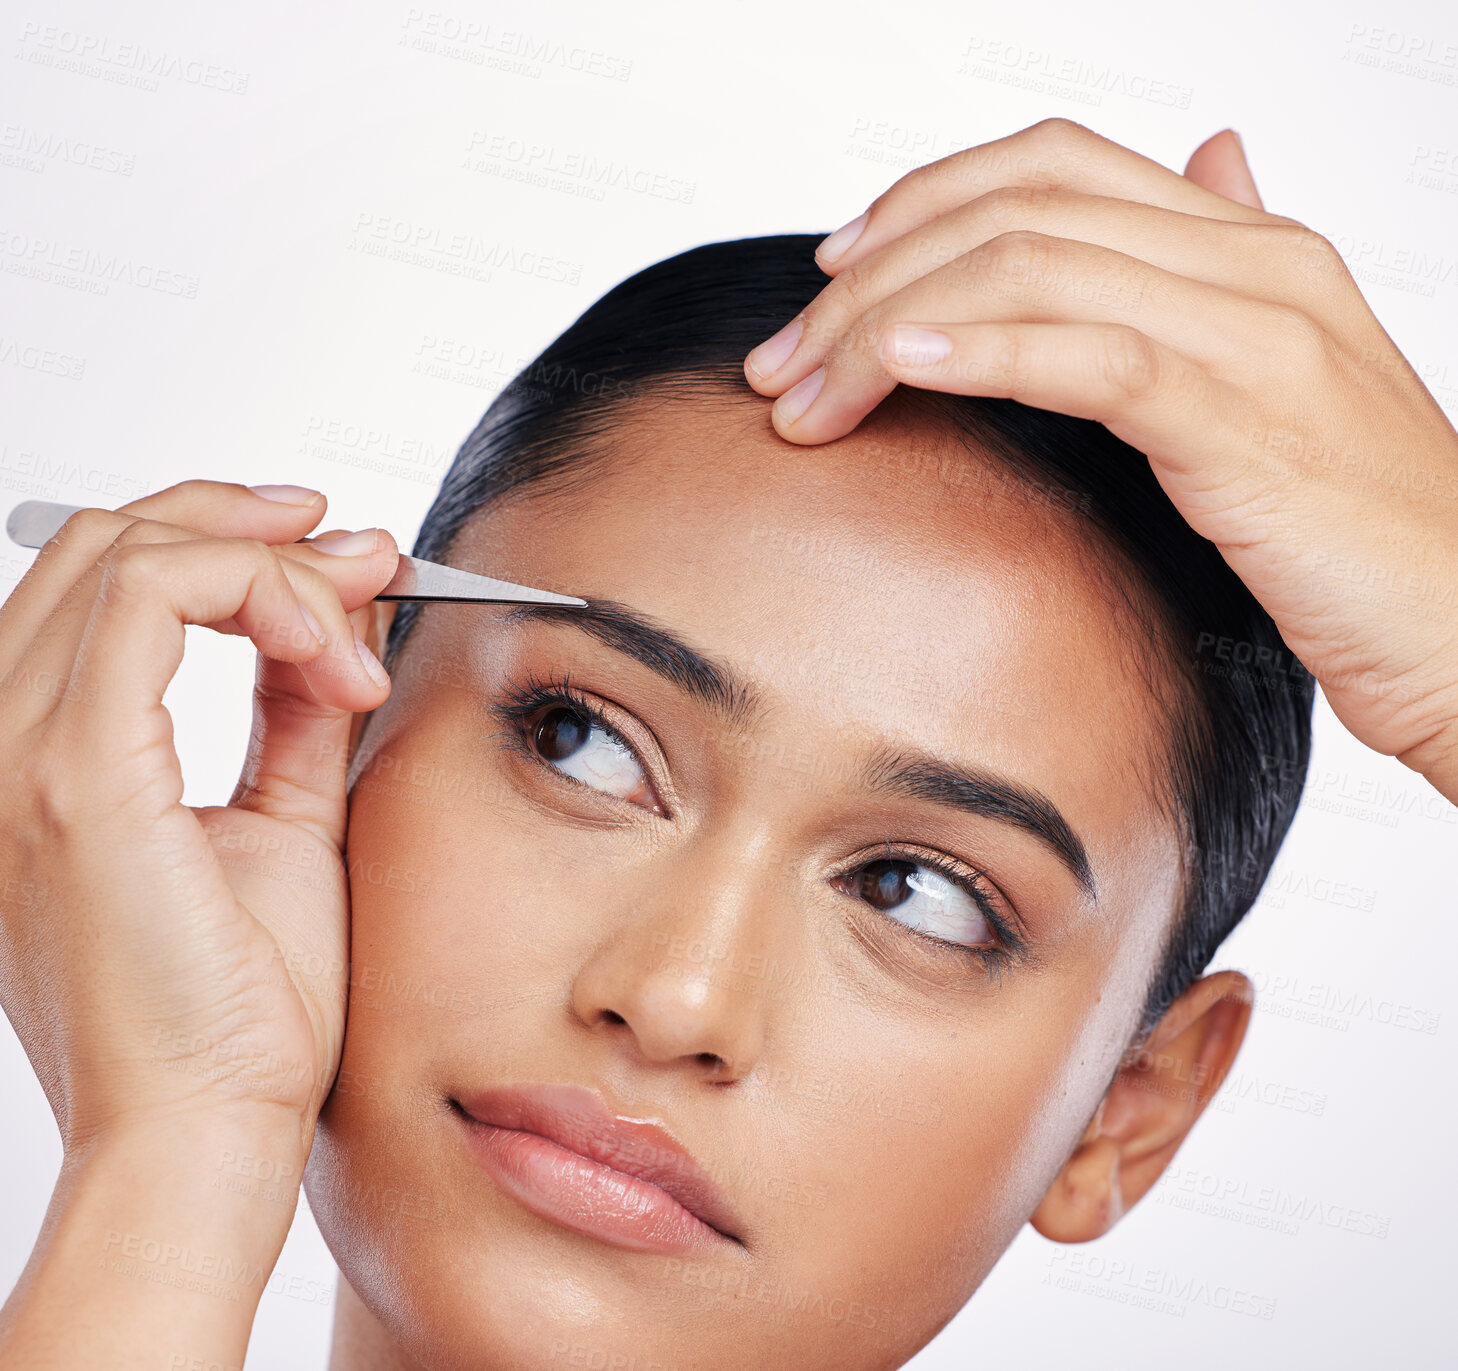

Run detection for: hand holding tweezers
[[5, 499, 587, 607]]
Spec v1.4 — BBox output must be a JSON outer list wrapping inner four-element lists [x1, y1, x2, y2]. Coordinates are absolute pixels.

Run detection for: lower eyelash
[[854, 845, 1027, 979], [904, 922, 1016, 981], [490, 670, 649, 796]]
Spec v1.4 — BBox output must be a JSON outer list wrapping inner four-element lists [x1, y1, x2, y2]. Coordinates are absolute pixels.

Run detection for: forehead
[[444, 392, 1185, 923]]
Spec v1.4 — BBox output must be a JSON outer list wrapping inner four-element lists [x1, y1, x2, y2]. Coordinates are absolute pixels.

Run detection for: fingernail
[[298, 599, 326, 646], [816, 212, 868, 265], [355, 634, 389, 687], [746, 316, 804, 380], [884, 325, 953, 368], [311, 528, 382, 556], [249, 483, 321, 504], [774, 366, 825, 425], [1224, 128, 1262, 208]]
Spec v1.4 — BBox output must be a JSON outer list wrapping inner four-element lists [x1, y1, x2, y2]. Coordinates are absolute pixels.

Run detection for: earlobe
[[1030, 970, 1253, 1243], [1030, 1127, 1125, 1244]]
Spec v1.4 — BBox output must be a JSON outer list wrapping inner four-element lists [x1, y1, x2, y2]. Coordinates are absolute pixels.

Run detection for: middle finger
[[765, 231, 1294, 444], [6, 515, 395, 728], [746, 188, 1346, 397]]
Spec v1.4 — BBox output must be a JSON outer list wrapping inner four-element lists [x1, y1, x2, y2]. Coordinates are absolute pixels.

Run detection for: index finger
[[0, 479, 328, 662], [813, 118, 1285, 276]]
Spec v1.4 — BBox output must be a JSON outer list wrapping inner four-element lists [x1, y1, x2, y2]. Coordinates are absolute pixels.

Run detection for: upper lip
[[453, 1082, 745, 1244]]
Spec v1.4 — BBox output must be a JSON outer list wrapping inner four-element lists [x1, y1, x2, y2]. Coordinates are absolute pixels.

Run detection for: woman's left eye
[[529, 704, 658, 810], [841, 857, 995, 949]]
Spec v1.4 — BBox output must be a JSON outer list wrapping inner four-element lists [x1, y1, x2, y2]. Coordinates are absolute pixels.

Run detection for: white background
[[2, 1, 1456, 1366]]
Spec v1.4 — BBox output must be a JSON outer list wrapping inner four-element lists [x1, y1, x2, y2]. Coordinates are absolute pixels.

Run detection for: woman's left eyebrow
[[497, 598, 761, 727], [861, 748, 1098, 902]]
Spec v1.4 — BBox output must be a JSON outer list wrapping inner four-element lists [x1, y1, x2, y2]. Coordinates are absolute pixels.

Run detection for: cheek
[[784, 999, 1102, 1318], [342, 778, 591, 1043], [322, 715, 1137, 1353]]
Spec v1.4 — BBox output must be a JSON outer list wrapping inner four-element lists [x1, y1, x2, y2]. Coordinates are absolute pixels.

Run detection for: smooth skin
[[312, 390, 1243, 1369], [0, 122, 1452, 1369]]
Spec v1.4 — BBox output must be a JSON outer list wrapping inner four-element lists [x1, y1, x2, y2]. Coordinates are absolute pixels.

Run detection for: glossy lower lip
[[453, 1101, 739, 1255]]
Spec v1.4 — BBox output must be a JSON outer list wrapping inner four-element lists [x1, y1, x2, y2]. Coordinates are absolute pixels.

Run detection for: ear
[[1183, 128, 1264, 210], [347, 598, 400, 756], [1030, 969, 1253, 1243]]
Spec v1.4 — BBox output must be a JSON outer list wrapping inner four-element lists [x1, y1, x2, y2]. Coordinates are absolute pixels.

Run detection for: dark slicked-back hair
[[381, 234, 1315, 1042]]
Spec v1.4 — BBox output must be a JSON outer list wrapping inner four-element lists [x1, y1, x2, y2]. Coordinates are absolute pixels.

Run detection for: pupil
[[860, 858, 913, 909], [534, 706, 590, 761]]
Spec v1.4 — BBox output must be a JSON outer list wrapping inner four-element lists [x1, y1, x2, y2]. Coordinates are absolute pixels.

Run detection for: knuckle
[[286, 560, 342, 615], [1028, 116, 1090, 147], [803, 265, 888, 360], [109, 516, 165, 547], [982, 323, 1026, 392], [898, 146, 979, 201], [1278, 219, 1327, 250], [218, 534, 274, 568], [823, 322, 883, 384], [18, 727, 84, 833], [250, 674, 335, 724], [977, 184, 1055, 228], [231, 536, 290, 598], [100, 538, 168, 592], [53, 506, 116, 549], [1095, 325, 1162, 401], [239, 534, 274, 559], [1262, 302, 1332, 368], [824, 262, 874, 319], [1303, 229, 1343, 264], [1277, 222, 1349, 284], [161, 477, 226, 500], [894, 161, 940, 198], [983, 229, 1058, 278], [828, 301, 892, 379]]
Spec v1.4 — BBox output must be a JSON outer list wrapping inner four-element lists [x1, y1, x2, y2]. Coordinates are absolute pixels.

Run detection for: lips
[[453, 1081, 744, 1252]]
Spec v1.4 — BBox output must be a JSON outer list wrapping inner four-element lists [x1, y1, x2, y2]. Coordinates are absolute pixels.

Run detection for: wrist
[[62, 1097, 314, 1178], [1392, 680, 1458, 808], [0, 1108, 308, 1368]]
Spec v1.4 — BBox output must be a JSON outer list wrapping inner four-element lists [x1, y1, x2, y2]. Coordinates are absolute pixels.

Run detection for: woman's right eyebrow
[[497, 598, 761, 727]]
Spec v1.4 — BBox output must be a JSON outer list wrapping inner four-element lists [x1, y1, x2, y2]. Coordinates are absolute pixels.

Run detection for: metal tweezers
[[5, 498, 587, 607]]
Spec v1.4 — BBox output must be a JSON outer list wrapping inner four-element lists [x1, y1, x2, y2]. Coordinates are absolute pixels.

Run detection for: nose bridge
[[568, 814, 796, 1079]]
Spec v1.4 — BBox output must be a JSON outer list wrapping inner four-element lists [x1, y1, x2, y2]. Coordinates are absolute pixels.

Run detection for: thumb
[[228, 536, 397, 849], [347, 597, 397, 760], [1183, 128, 1264, 210], [229, 649, 360, 851]]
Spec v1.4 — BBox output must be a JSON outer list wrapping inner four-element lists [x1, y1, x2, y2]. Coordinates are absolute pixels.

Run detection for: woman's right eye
[[529, 704, 659, 811]]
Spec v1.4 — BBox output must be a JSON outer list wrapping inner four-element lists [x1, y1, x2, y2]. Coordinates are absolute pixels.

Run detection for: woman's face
[[306, 393, 1186, 1370]]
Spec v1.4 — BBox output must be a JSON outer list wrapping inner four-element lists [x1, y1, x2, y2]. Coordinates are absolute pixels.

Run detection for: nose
[[567, 825, 788, 1083]]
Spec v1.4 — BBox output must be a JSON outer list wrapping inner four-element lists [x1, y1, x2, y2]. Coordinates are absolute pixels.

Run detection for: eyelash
[[490, 671, 1026, 980], [491, 670, 665, 811], [838, 843, 1027, 982]]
